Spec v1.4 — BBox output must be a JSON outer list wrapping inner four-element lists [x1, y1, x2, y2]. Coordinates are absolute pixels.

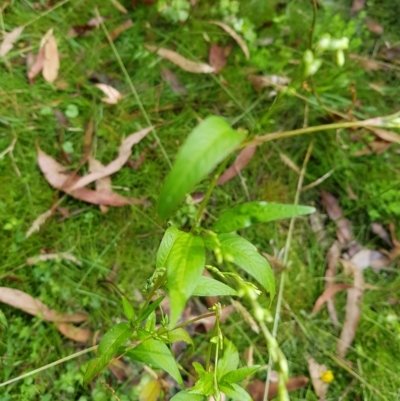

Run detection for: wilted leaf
[[217, 145, 256, 185], [248, 376, 309, 400], [249, 74, 290, 92], [27, 47, 45, 84], [368, 128, 400, 144], [95, 83, 122, 104], [56, 322, 91, 343], [337, 261, 364, 358], [139, 379, 161, 401], [25, 208, 53, 238], [365, 18, 383, 34], [0, 26, 24, 57], [89, 157, 111, 213], [321, 191, 353, 244], [325, 241, 341, 328], [350, 0, 365, 15], [312, 284, 353, 314], [37, 147, 149, 207], [209, 21, 250, 59], [350, 248, 391, 271], [145, 45, 214, 74], [79, 119, 94, 165], [26, 252, 82, 266], [371, 222, 392, 246], [307, 355, 331, 401], [0, 287, 88, 322], [42, 32, 60, 83], [161, 68, 188, 95], [209, 44, 232, 74], [109, 19, 133, 41]]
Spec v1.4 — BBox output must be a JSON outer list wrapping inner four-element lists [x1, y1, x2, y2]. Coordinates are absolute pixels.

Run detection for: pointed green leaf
[[218, 233, 275, 298], [217, 339, 239, 380], [192, 275, 237, 297], [166, 232, 205, 327], [83, 322, 131, 383], [170, 391, 205, 401], [121, 296, 135, 322], [188, 370, 215, 396], [127, 338, 183, 386], [138, 296, 165, 323], [158, 116, 245, 220], [220, 383, 253, 401], [168, 327, 193, 345], [214, 201, 316, 233], [220, 365, 261, 384], [156, 226, 184, 268]]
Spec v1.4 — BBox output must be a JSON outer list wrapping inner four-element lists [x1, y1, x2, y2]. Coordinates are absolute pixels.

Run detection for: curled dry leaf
[[217, 145, 256, 185], [337, 260, 364, 358], [69, 127, 152, 190], [27, 46, 45, 84], [42, 33, 60, 83], [350, 248, 391, 271], [208, 44, 232, 74], [95, 83, 122, 104], [248, 376, 309, 400], [371, 222, 392, 246], [0, 287, 88, 322], [26, 252, 82, 266], [209, 21, 250, 59], [325, 241, 341, 328], [109, 19, 133, 41], [26, 209, 53, 238], [307, 355, 331, 401], [160, 68, 188, 96], [368, 127, 400, 145], [312, 283, 353, 314], [89, 157, 111, 213], [0, 26, 24, 57], [145, 45, 214, 74], [79, 119, 94, 165], [37, 146, 149, 207], [56, 322, 91, 343]]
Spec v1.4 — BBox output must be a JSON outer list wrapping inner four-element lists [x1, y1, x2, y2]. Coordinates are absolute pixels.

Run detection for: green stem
[[309, 0, 318, 50], [140, 271, 167, 314]]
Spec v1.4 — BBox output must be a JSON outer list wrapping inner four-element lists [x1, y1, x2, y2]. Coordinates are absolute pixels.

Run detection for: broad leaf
[[188, 370, 215, 396], [138, 296, 165, 323], [127, 338, 183, 386], [168, 327, 193, 345], [83, 322, 131, 383], [192, 275, 237, 297], [214, 201, 316, 233], [220, 383, 253, 401], [220, 365, 261, 384], [218, 233, 275, 298], [166, 232, 205, 327], [217, 339, 239, 380], [121, 296, 135, 322], [170, 391, 205, 401], [158, 116, 245, 220], [156, 226, 183, 268]]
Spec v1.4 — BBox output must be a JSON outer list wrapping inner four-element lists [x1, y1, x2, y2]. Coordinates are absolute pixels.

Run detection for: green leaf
[[192, 275, 237, 297], [138, 296, 165, 323], [166, 232, 205, 327], [144, 311, 156, 332], [220, 365, 261, 384], [218, 233, 275, 298], [158, 116, 245, 220], [168, 327, 193, 345], [170, 391, 205, 401], [220, 383, 253, 401], [214, 201, 316, 233], [156, 226, 183, 268], [83, 322, 131, 383], [217, 339, 239, 380], [127, 338, 183, 386], [121, 296, 135, 322], [188, 370, 215, 396]]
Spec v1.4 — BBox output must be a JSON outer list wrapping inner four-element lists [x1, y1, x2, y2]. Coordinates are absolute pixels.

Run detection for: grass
[[1, 0, 400, 399]]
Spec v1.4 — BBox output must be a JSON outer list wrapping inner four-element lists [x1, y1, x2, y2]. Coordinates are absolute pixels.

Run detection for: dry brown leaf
[[108, 359, 134, 382], [42, 32, 60, 83], [325, 241, 341, 328], [217, 145, 256, 185], [208, 44, 232, 74], [37, 146, 149, 207], [371, 222, 392, 246], [56, 322, 91, 343], [249, 74, 290, 92], [279, 152, 301, 174], [368, 127, 400, 144], [26, 252, 82, 266], [95, 83, 122, 104], [209, 21, 250, 59], [337, 261, 364, 358], [160, 68, 188, 96], [307, 355, 330, 401], [350, 0, 366, 15], [0, 287, 88, 322], [145, 45, 214, 74], [0, 26, 24, 57], [248, 376, 309, 400], [321, 191, 353, 244], [25, 209, 53, 238], [79, 119, 94, 165], [27, 46, 45, 84], [139, 379, 161, 401], [262, 252, 286, 271], [89, 157, 111, 213], [312, 283, 353, 314], [109, 19, 133, 41], [87, 16, 107, 27], [350, 248, 391, 271], [69, 127, 152, 190], [53, 109, 69, 127], [365, 18, 384, 34]]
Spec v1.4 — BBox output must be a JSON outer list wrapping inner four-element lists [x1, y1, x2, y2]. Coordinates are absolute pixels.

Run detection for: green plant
[[82, 116, 316, 400]]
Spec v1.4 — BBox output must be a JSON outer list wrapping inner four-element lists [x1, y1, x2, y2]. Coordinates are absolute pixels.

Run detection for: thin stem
[[309, 0, 318, 50], [263, 141, 313, 401], [140, 271, 167, 313]]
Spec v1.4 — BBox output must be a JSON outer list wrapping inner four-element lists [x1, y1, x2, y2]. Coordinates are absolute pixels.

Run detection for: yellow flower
[[320, 370, 334, 383]]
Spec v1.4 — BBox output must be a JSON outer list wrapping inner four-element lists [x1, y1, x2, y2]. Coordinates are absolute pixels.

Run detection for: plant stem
[[309, 0, 318, 50], [140, 271, 167, 314]]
